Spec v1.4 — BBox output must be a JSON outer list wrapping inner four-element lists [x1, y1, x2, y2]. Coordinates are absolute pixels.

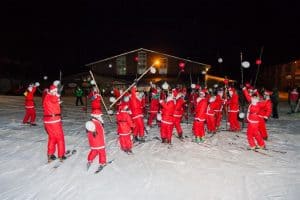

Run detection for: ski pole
[[89, 70, 113, 123], [109, 62, 158, 108]]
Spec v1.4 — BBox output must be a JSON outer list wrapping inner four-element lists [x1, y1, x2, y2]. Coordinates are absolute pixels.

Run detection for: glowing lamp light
[[43, 76, 48, 80], [108, 64, 112, 68], [218, 57, 223, 63], [256, 59, 262, 65], [154, 60, 160, 66], [134, 56, 139, 62], [179, 62, 185, 68], [150, 66, 156, 74], [241, 61, 250, 68]]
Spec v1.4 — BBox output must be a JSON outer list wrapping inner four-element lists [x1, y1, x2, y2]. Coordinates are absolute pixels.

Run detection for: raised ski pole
[[109, 61, 158, 108], [89, 70, 113, 122]]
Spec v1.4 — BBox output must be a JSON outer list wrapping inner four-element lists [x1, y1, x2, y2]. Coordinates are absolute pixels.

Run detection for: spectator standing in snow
[[270, 88, 279, 118], [74, 85, 84, 106]]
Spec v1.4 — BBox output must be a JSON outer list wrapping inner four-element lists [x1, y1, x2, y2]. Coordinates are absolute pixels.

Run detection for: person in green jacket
[[75, 86, 84, 106]]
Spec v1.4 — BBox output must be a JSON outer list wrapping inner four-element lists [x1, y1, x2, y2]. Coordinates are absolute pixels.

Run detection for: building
[[259, 59, 300, 91], [85, 48, 212, 88]]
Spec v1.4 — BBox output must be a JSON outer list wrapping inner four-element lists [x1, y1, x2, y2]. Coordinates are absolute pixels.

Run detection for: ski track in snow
[[0, 95, 300, 199]]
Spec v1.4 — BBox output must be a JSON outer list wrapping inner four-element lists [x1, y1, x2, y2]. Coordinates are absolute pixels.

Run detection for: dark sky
[[1, 0, 300, 82]]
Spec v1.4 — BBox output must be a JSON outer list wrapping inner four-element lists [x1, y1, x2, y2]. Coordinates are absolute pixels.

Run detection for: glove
[[159, 99, 163, 104], [35, 82, 40, 87]]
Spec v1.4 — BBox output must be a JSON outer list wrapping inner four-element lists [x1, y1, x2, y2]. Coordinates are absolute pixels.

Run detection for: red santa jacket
[[43, 92, 62, 123], [88, 90, 103, 115], [227, 93, 239, 112], [214, 95, 224, 112], [246, 103, 261, 124], [129, 87, 143, 118], [116, 110, 135, 136], [87, 118, 106, 150], [207, 97, 218, 117], [24, 86, 37, 108], [173, 97, 185, 118], [194, 97, 208, 121], [160, 99, 175, 124], [257, 99, 272, 119], [290, 90, 299, 102]]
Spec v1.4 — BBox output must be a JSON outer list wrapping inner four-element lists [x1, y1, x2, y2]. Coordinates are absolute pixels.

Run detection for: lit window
[[158, 57, 168, 75], [137, 51, 147, 74], [116, 56, 127, 75]]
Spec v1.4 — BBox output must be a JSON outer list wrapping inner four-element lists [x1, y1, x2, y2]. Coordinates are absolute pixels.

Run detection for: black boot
[[48, 154, 56, 163], [59, 155, 67, 162]]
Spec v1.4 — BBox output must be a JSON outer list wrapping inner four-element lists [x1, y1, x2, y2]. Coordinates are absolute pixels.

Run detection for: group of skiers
[[22, 78, 275, 170]]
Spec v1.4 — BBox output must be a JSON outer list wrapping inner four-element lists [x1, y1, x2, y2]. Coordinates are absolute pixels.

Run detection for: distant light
[[108, 64, 112, 68], [256, 59, 262, 65], [134, 56, 139, 62], [241, 61, 250, 68], [179, 62, 185, 68], [201, 70, 206, 75], [154, 60, 160, 66], [217, 57, 223, 63], [43, 76, 48, 80]]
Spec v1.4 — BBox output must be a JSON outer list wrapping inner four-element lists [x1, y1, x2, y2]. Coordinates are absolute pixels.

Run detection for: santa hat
[[151, 88, 158, 95], [264, 90, 272, 96], [245, 82, 251, 89], [53, 80, 60, 86], [119, 104, 129, 111], [199, 90, 206, 97], [176, 92, 184, 100], [49, 85, 57, 92], [195, 84, 201, 90], [228, 87, 235, 93], [172, 88, 178, 98], [27, 86, 33, 92]]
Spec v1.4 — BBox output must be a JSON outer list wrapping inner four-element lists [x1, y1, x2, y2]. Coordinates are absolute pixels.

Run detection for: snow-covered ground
[[0, 95, 300, 200]]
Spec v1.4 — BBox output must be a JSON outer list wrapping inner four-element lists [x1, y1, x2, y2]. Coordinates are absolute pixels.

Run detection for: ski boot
[[59, 155, 67, 162], [139, 137, 146, 143], [195, 137, 201, 143], [199, 137, 205, 143], [47, 154, 57, 163]]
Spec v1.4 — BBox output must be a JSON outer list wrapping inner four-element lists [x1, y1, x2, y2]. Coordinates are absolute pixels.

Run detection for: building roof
[[85, 48, 210, 68]]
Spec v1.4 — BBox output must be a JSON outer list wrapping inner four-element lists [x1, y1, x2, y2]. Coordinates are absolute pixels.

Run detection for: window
[[137, 51, 147, 74], [116, 56, 126, 75], [158, 57, 168, 74]]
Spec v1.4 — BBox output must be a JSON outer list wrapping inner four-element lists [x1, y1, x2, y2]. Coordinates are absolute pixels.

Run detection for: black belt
[[44, 114, 61, 117]]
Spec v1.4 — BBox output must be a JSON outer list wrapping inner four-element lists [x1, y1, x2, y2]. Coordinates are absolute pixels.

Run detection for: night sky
[[1, 1, 300, 82]]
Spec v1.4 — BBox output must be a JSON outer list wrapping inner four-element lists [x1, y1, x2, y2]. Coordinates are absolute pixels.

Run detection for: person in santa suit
[[129, 86, 145, 142], [159, 94, 175, 144], [242, 89, 266, 149], [206, 95, 217, 134], [193, 90, 208, 143], [147, 84, 160, 127], [257, 90, 272, 140], [214, 89, 225, 131], [23, 82, 40, 126], [85, 115, 107, 171], [116, 103, 135, 154], [189, 84, 199, 115], [173, 92, 186, 138], [88, 85, 103, 120], [43, 80, 67, 162], [226, 87, 241, 132]]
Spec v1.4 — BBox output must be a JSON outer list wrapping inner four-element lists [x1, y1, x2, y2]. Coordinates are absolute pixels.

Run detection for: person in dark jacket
[[74, 86, 84, 106], [270, 88, 279, 118]]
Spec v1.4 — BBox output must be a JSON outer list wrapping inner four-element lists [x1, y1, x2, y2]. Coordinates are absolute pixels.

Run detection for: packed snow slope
[[0, 95, 300, 200]]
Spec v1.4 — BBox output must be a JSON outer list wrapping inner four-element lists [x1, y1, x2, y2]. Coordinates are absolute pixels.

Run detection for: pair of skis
[[89, 159, 114, 174], [48, 149, 77, 170]]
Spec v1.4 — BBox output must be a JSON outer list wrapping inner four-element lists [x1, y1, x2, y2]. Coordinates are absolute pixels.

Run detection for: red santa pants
[[258, 117, 268, 139], [87, 148, 107, 165], [206, 114, 216, 132], [247, 122, 265, 148], [133, 117, 145, 138], [228, 111, 241, 131], [160, 121, 173, 141], [173, 116, 183, 136], [23, 107, 36, 123], [118, 134, 132, 151], [44, 122, 65, 157], [215, 111, 222, 129], [147, 112, 157, 126], [193, 120, 205, 137]]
